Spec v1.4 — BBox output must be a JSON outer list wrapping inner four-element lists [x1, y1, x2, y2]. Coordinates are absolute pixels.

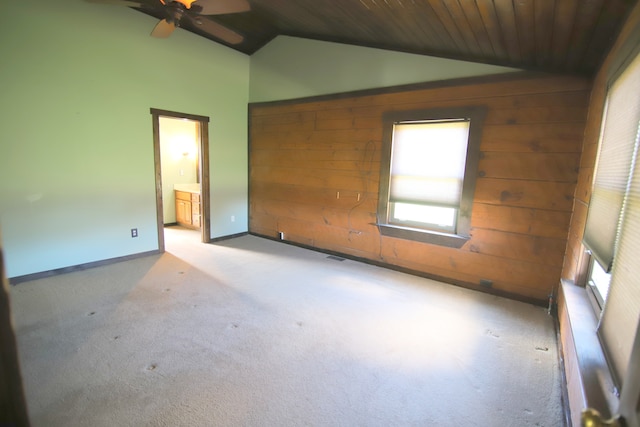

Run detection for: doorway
[[151, 108, 211, 251]]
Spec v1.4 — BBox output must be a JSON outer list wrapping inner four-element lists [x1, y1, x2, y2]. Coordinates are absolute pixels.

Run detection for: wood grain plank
[[549, 0, 579, 69], [580, 0, 632, 73], [485, 105, 587, 125], [251, 144, 380, 162], [250, 165, 378, 190], [380, 237, 561, 300], [470, 203, 571, 239], [563, 0, 606, 71], [443, 0, 484, 57], [458, 0, 502, 59], [314, 116, 381, 131], [251, 146, 379, 162], [251, 129, 382, 149], [478, 152, 580, 182], [467, 228, 567, 267], [493, 0, 521, 62], [474, 178, 575, 211], [378, 0, 452, 52], [412, 1, 463, 52], [252, 198, 378, 231], [475, 0, 509, 62], [311, 223, 381, 256], [426, 0, 473, 55], [274, 217, 315, 246], [251, 182, 374, 207], [533, 0, 556, 68], [249, 211, 279, 233], [513, 0, 536, 67], [480, 123, 585, 153], [390, 91, 590, 119]]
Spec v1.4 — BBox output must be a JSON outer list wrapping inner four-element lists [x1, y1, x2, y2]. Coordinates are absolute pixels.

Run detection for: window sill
[[559, 279, 618, 423], [377, 223, 469, 248]]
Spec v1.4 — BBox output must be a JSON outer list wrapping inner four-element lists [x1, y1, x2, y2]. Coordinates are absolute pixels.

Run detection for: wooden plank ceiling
[[152, 0, 638, 76]]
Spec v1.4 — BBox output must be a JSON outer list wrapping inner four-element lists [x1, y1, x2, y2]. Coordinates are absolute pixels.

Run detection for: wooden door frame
[[151, 108, 211, 251], [0, 229, 30, 425]]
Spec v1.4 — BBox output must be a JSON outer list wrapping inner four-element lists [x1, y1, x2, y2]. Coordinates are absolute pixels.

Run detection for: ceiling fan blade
[[194, 17, 243, 44], [85, 0, 149, 7], [193, 0, 250, 15], [151, 19, 176, 38]]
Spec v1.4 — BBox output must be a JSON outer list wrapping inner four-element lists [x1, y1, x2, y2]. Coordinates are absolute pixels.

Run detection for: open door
[[582, 324, 640, 427], [150, 108, 211, 251]]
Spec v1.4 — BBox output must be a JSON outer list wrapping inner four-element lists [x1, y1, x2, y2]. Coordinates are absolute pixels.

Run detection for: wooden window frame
[[377, 106, 486, 248]]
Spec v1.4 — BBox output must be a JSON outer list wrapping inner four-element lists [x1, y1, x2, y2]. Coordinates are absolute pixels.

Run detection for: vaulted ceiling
[[139, 0, 638, 76]]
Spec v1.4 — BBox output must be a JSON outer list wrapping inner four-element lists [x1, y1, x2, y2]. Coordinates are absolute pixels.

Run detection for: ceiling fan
[[87, 0, 250, 44]]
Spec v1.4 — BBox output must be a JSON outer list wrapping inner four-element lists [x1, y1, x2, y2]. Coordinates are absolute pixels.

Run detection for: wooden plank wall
[[249, 73, 590, 303]]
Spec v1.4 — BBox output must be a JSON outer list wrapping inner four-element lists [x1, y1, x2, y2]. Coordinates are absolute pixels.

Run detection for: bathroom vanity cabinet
[[175, 189, 201, 229]]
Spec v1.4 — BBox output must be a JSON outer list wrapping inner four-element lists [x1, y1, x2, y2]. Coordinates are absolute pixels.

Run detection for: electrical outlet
[[131, 228, 138, 238], [231, 215, 235, 222]]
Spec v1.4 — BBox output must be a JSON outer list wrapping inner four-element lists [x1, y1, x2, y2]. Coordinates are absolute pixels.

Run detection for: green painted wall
[[249, 36, 519, 103], [0, 0, 249, 278]]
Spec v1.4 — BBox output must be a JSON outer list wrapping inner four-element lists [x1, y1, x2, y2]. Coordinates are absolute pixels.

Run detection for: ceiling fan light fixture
[[160, 0, 198, 9]]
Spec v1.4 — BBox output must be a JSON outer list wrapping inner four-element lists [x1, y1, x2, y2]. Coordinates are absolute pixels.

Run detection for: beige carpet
[[10, 226, 564, 426]]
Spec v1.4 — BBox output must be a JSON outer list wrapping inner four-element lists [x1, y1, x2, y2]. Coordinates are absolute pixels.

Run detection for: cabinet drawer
[[192, 214, 201, 228], [191, 193, 200, 203], [191, 202, 201, 215], [175, 191, 191, 201]]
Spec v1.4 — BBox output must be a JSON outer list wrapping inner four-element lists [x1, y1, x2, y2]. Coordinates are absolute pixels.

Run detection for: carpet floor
[[10, 226, 564, 426]]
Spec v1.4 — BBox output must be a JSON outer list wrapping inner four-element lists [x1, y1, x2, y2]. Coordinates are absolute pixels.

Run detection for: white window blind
[[389, 120, 470, 208], [600, 149, 640, 385], [583, 55, 640, 271], [596, 50, 640, 386]]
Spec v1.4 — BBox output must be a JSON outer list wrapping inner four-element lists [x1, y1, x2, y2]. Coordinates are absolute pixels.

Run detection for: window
[[582, 47, 640, 387], [377, 107, 486, 248], [586, 255, 611, 310], [583, 46, 640, 313]]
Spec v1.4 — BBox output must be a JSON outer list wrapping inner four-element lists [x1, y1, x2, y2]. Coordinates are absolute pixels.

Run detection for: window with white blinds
[[377, 107, 485, 248], [583, 62, 640, 271], [389, 120, 470, 233], [592, 49, 640, 387]]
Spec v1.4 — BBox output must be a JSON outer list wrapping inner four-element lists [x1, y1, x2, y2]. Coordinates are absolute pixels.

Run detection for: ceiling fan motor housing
[[165, 2, 187, 25]]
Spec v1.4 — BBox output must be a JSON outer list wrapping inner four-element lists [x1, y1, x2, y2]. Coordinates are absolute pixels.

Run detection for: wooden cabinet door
[[176, 199, 192, 226], [174, 190, 201, 229]]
